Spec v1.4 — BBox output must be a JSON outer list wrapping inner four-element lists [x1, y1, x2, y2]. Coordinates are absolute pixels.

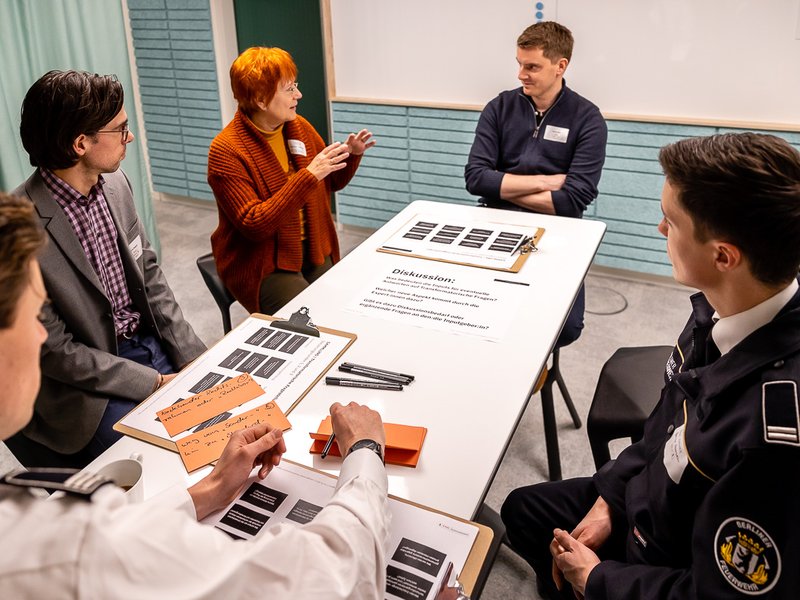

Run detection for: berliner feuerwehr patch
[[716, 517, 780, 595]]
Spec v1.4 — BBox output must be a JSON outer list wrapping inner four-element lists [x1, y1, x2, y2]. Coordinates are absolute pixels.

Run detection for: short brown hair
[[230, 47, 298, 115], [659, 133, 800, 285], [517, 21, 573, 62], [0, 194, 45, 328], [20, 70, 125, 170]]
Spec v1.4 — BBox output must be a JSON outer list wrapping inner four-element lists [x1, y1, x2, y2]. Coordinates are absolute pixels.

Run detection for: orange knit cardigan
[[207, 110, 361, 312]]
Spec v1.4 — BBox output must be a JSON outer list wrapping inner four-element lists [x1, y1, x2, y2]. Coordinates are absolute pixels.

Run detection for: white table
[[88, 201, 605, 520]]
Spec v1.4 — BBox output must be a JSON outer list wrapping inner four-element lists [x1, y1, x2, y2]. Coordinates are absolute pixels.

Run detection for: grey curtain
[[0, 0, 159, 250]]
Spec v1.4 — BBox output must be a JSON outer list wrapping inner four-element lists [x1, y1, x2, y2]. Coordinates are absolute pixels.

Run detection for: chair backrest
[[587, 345, 673, 469], [196, 253, 236, 333]]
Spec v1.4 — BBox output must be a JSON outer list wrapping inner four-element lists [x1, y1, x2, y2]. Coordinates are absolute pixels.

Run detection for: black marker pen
[[340, 362, 415, 382], [325, 376, 403, 391], [338, 365, 411, 384]]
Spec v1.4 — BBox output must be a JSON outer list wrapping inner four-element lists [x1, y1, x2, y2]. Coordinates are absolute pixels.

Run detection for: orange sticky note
[[177, 402, 291, 472], [157, 373, 266, 437], [309, 417, 427, 468]]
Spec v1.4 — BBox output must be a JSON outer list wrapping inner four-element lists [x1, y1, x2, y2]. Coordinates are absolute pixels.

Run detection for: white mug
[[96, 453, 144, 503]]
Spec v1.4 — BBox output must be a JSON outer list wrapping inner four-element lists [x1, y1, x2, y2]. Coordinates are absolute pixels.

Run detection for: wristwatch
[[348, 439, 384, 464]]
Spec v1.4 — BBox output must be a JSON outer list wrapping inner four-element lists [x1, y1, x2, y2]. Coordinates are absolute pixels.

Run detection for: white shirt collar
[[712, 279, 798, 356]]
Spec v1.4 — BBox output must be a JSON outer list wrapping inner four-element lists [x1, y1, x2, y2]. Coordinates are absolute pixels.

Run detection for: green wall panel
[[128, 0, 220, 201]]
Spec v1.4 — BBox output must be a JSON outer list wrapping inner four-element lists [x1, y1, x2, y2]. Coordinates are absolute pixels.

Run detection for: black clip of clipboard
[[270, 306, 320, 337]]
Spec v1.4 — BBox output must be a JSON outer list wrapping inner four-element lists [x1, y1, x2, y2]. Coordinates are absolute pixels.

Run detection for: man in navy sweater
[[465, 21, 607, 347]]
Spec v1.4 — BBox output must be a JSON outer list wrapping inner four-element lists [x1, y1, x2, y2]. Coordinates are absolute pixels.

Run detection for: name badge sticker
[[663, 423, 688, 483], [543, 125, 569, 143], [129, 235, 143, 260], [288, 139, 307, 156]]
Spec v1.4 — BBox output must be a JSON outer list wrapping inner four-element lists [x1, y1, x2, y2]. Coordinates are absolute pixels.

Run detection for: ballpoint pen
[[321, 433, 336, 459]]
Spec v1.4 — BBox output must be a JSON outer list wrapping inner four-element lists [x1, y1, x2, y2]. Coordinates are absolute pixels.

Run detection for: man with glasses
[[10, 70, 206, 467]]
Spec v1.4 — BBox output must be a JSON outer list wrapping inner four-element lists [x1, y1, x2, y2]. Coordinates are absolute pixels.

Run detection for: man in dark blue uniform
[[502, 132, 800, 599]]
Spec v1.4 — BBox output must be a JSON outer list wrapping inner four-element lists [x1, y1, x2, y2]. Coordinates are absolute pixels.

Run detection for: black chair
[[586, 345, 673, 469], [196, 252, 236, 334], [538, 347, 582, 482]]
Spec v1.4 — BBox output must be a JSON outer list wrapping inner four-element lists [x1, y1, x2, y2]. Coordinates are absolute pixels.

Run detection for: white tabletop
[[88, 201, 605, 519]]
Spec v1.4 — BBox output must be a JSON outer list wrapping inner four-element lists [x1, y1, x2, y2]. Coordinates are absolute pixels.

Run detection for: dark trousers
[[258, 254, 333, 316], [84, 331, 175, 458], [7, 331, 175, 468], [555, 284, 585, 349], [501, 477, 626, 599]]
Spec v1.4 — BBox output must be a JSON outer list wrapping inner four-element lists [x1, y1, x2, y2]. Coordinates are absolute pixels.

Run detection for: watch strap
[[347, 439, 384, 464]]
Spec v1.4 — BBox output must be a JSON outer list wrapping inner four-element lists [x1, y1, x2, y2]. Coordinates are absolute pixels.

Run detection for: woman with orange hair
[[207, 47, 374, 314]]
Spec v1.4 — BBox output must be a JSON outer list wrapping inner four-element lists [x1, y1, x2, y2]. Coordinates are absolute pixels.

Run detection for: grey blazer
[[14, 170, 206, 453]]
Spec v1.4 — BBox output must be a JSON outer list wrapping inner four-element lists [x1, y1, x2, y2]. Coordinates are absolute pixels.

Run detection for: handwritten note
[[157, 373, 265, 437], [178, 402, 291, 472]]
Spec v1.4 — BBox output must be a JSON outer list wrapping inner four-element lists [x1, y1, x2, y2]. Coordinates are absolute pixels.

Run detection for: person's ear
[[557, 58, 569, 74], [714, 241, 743, 273], [72, 134, 89, 158], [255, 98, 268, 111]]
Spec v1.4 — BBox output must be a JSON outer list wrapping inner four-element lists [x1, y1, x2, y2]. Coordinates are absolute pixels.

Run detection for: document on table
[[347, 262, 531, 341], [115, 314, 355, 451], [203, 460, 481, 600], [378, 212, 544, 272]]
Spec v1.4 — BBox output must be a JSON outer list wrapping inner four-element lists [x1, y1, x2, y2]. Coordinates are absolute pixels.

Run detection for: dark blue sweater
[[464, 82, 607, 218]]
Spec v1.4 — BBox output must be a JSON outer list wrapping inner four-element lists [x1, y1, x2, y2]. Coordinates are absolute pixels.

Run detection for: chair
[[586, 345, 673, 470], [196, 253, 236, 334], [538, 347, 582, 482]]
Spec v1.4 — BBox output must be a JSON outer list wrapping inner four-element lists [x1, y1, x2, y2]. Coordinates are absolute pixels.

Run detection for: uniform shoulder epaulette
[[0, 468, 114, 498], [762, 379, 800, 446]]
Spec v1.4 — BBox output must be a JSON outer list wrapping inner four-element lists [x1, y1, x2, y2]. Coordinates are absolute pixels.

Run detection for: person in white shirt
[[0, 192, 390, 598]]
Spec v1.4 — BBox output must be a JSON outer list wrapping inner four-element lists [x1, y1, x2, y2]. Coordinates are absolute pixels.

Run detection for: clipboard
[[377, 213, 545, 273], [114, 309, 356, 453], [393, 495, 493, 597], [269, 305, 320, 337]]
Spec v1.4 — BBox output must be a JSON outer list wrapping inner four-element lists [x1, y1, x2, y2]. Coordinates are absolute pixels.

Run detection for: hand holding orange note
[[177, 402, 291, 472], [309, 416, 427, 467], [157, 373, 266, 437]]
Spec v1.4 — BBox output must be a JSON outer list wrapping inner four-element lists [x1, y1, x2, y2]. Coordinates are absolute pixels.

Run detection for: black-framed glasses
[[96, 124, 130, 143]]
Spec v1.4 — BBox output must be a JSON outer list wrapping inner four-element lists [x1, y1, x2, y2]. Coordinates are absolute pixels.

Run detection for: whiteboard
[[327, 0, 800, 126]]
